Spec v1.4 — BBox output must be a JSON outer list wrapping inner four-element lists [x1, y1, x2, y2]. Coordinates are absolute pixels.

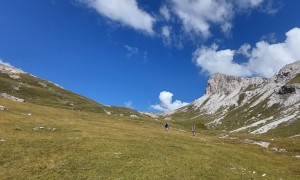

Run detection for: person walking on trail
[[192, 125, 195, 136], [164, 122, 169, 131]]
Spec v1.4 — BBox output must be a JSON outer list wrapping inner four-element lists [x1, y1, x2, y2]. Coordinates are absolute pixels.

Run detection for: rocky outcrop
[[278, 85, 296, 95], [194, 61, 300, 112], [0, 93, 25, 102], [0, 106, 5, 111], [272, 61, 300, 83], [0, 63, 24, 79], [172, 61, 300, 135], [206, 73, 268, 95]]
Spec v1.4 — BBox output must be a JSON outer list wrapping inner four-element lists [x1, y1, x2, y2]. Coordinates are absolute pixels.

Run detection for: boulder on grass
[[0, 106, 5, 111]]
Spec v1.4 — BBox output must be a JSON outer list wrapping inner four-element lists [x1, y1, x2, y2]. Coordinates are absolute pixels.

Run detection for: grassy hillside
[[0, 72, 105, 111], [0, 72, 143, 117], [1, 67, 300, 179], [1, 98, 300, 179]]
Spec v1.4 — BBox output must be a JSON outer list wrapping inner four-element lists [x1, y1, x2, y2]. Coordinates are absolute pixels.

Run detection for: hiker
[[164, 122, 169, 131], [192, 125, 195, 136]]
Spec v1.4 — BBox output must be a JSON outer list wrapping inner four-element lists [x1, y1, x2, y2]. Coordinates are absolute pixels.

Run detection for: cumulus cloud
[[237, 44, 252, 57], [168, 0, 233, 38], [193, 44, 251, 77], [165, 0, 270, 38], [151, 91, 188, 112], [80, 0, 155, 34], [193, 27, 300, 77]]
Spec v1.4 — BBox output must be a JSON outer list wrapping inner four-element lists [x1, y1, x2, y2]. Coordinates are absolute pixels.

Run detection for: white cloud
[[80, 0, 155, 34], [160, 5, 171, 21], [234, 0, 264, 9], [162, 26, 171, 38], [168, 0, 233, 38], [237, 44, 251, 57], [166, 0, 268, 38], [193, 44, 251, 77], [124, 101, 134, 109], [124, 45, 139, 57], [151, 91, 188, 112], [193, 27, 300, 77], [162, 26, 172, 45]]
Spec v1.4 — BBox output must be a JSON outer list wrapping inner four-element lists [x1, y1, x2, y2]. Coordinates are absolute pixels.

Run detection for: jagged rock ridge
[[171, 61, 300, 136]]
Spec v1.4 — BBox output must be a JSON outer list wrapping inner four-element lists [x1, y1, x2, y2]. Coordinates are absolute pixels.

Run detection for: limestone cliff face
[[205, 61, 300, 96], [205, 73, 267, 95], [172, 61, 300, 135]]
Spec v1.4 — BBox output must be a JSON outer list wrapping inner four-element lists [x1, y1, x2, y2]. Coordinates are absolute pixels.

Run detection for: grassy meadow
[[1, 98, 300, 179]]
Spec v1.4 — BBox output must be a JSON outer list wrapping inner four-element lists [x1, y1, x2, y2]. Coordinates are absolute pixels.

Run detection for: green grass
[[237, 93, 245, 105], [267, 117, 300, 137], [213, 93, 282, 131], [0, 73, 104, 112], [288, 73, 300, 84], [1, 71, 300, 179], [168, 106, 210, 131], [244, 84, 258, 92], [0, 73, 143, 117], [1, 98, 300, 179]]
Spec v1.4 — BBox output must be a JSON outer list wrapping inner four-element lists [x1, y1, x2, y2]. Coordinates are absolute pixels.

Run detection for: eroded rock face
[[0, 63, 24, 79], [278, 85, 296, 95], [169, 61, 300, 135], [206, 73, 267, 95], [205, 61, 300, 96], [174, 61, 300, 126], [0, 93, 25, 102], [272, 61, 300, 83]]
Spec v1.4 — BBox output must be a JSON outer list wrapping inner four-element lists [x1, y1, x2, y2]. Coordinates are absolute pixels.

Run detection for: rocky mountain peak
[[171, 61, 300, 136], [206, 73, 267, 95], [271, 61, 300, 83], [205, 61, 300, 95]]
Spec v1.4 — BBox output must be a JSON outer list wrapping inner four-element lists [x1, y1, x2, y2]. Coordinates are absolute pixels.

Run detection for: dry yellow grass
[[1, 98, 300, 179]]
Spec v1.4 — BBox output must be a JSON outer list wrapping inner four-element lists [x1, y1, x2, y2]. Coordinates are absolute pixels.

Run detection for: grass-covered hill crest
[[0, 63, 146, 118]]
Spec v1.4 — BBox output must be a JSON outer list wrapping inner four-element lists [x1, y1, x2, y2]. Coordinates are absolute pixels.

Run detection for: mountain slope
[[169, 61, 300, 136], [1, 63, 300, 179], [0, 63, 143, 117], [2, 95, 300, 179]]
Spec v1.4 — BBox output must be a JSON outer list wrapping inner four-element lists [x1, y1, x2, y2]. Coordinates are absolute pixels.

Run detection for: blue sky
[[1, 0, 300, 112]]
